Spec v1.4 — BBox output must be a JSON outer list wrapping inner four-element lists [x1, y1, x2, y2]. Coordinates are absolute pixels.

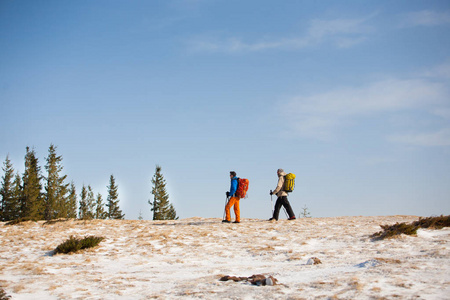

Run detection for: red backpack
[[235, 178, 249, 198]]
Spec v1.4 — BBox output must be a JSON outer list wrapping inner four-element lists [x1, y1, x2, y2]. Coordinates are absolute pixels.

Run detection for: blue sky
[[1, 0, 449, 220]]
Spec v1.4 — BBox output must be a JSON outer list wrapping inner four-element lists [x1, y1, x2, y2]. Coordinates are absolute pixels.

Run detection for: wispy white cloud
[[188, 13, 376, 53], [307, 14, 376, 40], [358, 156, 397, 166], [424, 61, 450, 79], [188, 36, 307, 53], [282, 63, 450, 145], [433, 108, 450, 119], [287, 79, 443, 116], [389, 128, 450, 147], [399, 10, 450, 27]]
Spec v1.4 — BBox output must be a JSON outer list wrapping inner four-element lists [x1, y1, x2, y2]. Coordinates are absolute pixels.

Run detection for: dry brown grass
[[350, 277, 364, 291], [375, 257, 402, 264], [0, 216, 446, 299], [12, 283, 26, 293], [247, 244, 276, 256], [288, 253, 303, 261], [47, 285, 59, 291], [22, 263, 47, 275]]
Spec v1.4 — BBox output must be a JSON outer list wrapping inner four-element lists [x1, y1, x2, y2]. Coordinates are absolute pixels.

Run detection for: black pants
[[273, 196, 295, 220]]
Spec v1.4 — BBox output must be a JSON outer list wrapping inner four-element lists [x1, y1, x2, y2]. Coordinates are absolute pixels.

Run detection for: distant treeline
[[1, 145, 178, 222], [0, 144, 124, 222]]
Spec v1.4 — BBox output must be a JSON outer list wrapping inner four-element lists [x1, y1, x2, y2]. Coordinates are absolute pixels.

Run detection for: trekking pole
[[270, 190, 274, 216], [283, 207, 289, 219], [223, 194, 229, 221]]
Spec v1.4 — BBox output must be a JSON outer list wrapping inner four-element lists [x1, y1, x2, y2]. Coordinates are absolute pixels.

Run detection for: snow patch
[[0, 216, 449, 299]]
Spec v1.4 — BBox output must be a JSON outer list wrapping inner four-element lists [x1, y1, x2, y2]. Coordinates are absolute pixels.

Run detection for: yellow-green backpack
[[284, 173, 296, 193]]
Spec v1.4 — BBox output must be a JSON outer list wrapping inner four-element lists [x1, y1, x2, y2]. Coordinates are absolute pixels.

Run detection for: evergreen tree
[[66, 182, 77, 218], [166, 203, 178, 220], [1, 155, 15, 221], [149, 165, 178, 220], [78, 184, 89, 219], [44, 144, 69, 220], [299, 205, 312, 218], [10, 173, 22, 220], [106, 175, 124, 219], [86, 185, 96, 219], [95, 193, 107, 219], [21, 147, 44, 220]]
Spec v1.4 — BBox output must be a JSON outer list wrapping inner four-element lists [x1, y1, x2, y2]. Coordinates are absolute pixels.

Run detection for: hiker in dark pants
[[269, 169, 296, 221]]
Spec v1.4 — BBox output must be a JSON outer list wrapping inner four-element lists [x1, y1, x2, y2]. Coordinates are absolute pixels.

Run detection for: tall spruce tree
[[106, 175, 124, 219], [149, 165, 178, 220], [44, 144, 69, 220], [1, 155, 15, 221], [66, 182, 77, 218], [22, 147, 44, 220]]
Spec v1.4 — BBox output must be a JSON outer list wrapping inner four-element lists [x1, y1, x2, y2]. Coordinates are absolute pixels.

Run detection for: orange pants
[[225, 197, 240, 222]]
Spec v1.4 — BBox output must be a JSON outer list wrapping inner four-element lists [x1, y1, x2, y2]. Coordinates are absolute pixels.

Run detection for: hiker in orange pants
[[223, 171, 240, 223], [225, 196, 240, 223]]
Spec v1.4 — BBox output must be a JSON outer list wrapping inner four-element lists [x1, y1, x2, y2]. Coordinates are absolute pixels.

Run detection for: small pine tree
[[10, 173, 22, 220], [149, 165, 178, 220], [86, 185, 96, 219], [95, 193, 107, 219], [79, 185, 96, 220], [299, 205, 311, 218], [21, 147, 44, 220], [1, 155, 15, 221], [78, 185, 89, 220], [66, 182, 78, 219], [106, 175, 124, 219], [166, 203, 178, 220]]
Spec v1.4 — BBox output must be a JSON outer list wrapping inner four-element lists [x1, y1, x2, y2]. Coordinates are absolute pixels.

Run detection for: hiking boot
[[288, 216, 296, 220], [268, 218, 277, 221], [222, 220, 231, 223], [233, 221, 240, 223]]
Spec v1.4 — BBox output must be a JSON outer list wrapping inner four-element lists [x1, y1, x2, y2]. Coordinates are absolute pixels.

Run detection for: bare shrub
[[371, 215, 449, 240], [5, 217, 37, 226], [0, 286, 11, 300], [371, 222, 418, 240], [413, 215, 450, 229], [43, 218, 72, 226], [55, 236, 104, 254]]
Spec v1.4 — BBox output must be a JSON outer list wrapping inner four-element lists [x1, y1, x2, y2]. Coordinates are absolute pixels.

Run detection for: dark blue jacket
[[229, 176, 238, 197]]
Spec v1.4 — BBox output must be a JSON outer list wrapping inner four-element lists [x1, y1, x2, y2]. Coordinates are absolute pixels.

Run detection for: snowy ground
[[0, 215, 449, 299]]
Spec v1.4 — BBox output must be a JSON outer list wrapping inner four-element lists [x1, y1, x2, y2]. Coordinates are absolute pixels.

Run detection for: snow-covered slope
[[1, 216, 449, 299]]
